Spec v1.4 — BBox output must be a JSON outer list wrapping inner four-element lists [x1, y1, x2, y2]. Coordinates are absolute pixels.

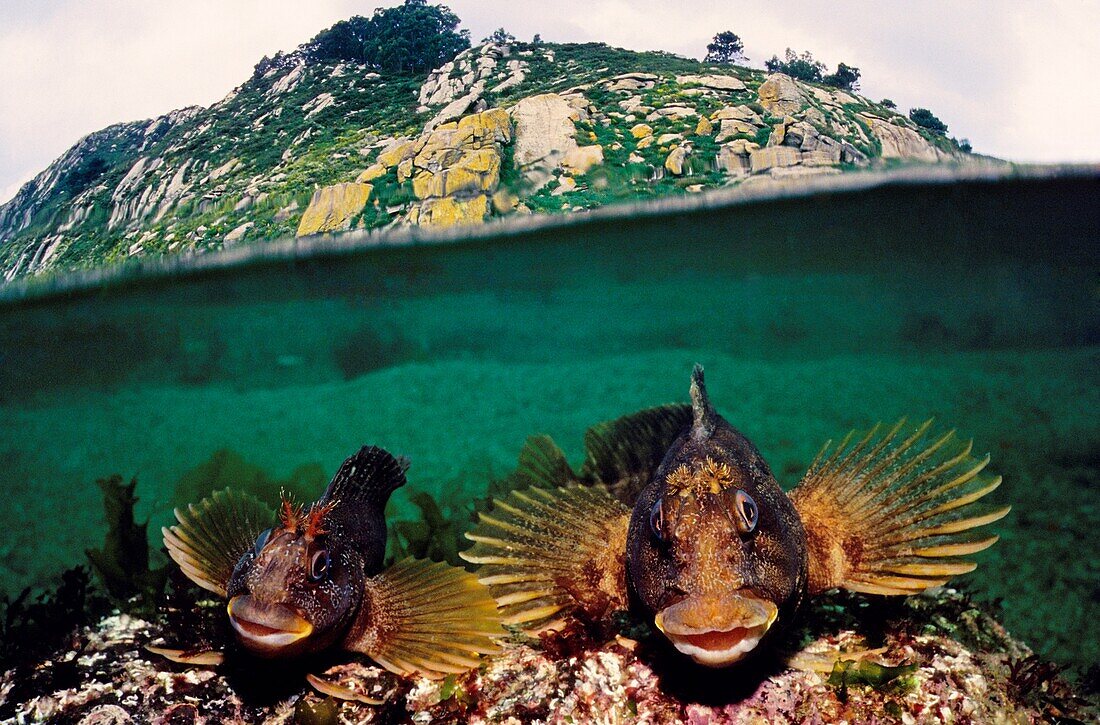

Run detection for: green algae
[[85, 475, 166, 605]]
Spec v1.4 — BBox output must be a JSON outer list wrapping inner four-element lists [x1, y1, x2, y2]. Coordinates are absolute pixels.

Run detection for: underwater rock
[[2, 587, 1094, 722]]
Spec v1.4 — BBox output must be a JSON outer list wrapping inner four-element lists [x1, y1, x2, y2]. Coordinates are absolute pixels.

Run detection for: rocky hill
[[0, 34, 973, 281]]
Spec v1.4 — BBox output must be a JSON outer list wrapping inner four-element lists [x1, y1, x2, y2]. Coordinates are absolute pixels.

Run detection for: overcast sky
[[2, 0, 1098, 204]]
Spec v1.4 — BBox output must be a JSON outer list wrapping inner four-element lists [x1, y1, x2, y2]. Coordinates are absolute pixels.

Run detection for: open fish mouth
[[228, 595, 313, 655], [654, 591, 778, 667]]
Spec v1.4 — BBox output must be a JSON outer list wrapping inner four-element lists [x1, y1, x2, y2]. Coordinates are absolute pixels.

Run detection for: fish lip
[[228, 595, 313, 655], [654, 591, 778, 667]]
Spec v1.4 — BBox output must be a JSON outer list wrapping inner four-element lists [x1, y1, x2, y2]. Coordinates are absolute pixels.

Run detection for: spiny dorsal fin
[[579, 403, 693, 503], [689, 363, 718, 440], [320, 446, 408, 568], [789, 419, 1009, 596], [322, 445, 409, 510], [345, 558, 504, 679], [163, 488, 274, 596], [461, 485, 631, 632]]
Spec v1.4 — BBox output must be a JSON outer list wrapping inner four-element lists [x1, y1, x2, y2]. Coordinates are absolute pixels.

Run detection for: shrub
[[909, 107, 948, 135], [765, 49, 826, 82], [822, 63, 860, 91]]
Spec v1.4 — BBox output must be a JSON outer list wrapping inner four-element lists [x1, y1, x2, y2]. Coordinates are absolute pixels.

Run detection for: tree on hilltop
[[363, 0, 470, 74], [909, 107, 948, 135], [765, 48, 826, 82], [303, 0, 470, 74], [483, 28, 515, 45], [705, 31, 747, 64], [822, 62, 860, 91]]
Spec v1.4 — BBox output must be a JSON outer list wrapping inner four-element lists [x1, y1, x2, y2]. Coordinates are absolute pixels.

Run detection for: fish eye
[[649, 498, 667, 542], [309, 548, 331, 582], [252, 527, 272, 554], [734, 490, 758, 534]]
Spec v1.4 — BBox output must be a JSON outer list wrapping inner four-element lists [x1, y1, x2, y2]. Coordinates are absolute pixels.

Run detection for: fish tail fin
[[346, 558, 504, 679], [322, 445, 409, 510], [162, 488, 274, 597], [790, 419, 1009, 596], [460, 485, 631, 632]]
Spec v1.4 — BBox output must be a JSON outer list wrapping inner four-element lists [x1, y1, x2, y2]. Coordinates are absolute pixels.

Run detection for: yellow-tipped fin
[[345, 558, 504, 680], [460, 485, 631, 633], [162, 488, 274, 596], [790, 419, 1009, 596]]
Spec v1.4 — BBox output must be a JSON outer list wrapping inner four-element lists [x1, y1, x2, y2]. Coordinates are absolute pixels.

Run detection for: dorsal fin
[[321, 445, 408, 510], [319, 445, 409, 570], [689, 364, 718, 440]]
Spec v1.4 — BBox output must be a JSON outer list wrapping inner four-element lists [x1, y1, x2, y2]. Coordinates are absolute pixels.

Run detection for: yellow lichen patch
[[295, 182, 372, 237], [694, 116, 715, 136], [413, 195, 490, 227], [355, 164, 387, 183], [456, 108, 512, 145], [666, 456, 738, 497], [377, 140, 415, 168], [631, 123, 653, 139]]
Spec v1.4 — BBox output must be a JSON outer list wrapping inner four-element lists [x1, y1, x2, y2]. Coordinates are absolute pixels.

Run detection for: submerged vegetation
[[85, 475, 167, 606]]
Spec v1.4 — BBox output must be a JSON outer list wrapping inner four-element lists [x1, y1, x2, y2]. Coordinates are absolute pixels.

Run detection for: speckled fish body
[[463, 365, 1009, 668]]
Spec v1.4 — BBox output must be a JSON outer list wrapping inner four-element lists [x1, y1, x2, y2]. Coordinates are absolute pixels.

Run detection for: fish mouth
[[228, 595, 313, 656], [654, 591, 779, 667]]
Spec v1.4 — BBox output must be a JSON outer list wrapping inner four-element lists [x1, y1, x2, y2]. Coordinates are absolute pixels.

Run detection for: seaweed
[[1007, 655, 1091, 722], [827, 658, 917, 702], [172, 448, 326, 511], [386, 491, 474, 567], [85, 474, 167, 608], [0, 566, 106, 670]]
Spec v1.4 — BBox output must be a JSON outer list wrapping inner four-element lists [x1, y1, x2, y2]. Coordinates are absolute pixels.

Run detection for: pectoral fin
[[790, 419, 1009, 596], [162, 488, 274, 596], [461, 485, 631, 632], [145, 644, 225, 666], [344, 558, 504, 680]]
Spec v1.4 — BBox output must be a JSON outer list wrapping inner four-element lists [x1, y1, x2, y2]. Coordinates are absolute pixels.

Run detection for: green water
[[0, 175, 1097, 668]]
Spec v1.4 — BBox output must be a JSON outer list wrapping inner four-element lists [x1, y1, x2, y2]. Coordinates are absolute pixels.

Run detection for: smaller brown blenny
[[157, 445, 504, 687]]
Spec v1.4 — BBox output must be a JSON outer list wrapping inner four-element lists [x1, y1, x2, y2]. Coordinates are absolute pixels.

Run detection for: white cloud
[[1, 0, 1098, 205]]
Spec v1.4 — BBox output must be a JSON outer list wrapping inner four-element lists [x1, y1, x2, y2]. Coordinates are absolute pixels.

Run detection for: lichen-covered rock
[[1, 589, 1093, 723], [630, 123, 653, 139], [717, 142, 755, 175], [355, 164, 387, 183], [665, 146, 690, 175], [295, 182, 372, 236], [407, 194, 490, 227], [861, 114, 954, 162], [757, 73, 807, 115], [376, 138, 415, 169], [694, 116, 714, 136], [561, 145, 604, 176], [716, 119, 760, 142], [675, 74, 748, 92], [510, 93, 582, 190], [750, 145, 803, 173]]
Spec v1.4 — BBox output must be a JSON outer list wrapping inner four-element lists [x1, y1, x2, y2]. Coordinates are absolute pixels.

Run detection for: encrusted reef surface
[[2, 586, 1095, 724]]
